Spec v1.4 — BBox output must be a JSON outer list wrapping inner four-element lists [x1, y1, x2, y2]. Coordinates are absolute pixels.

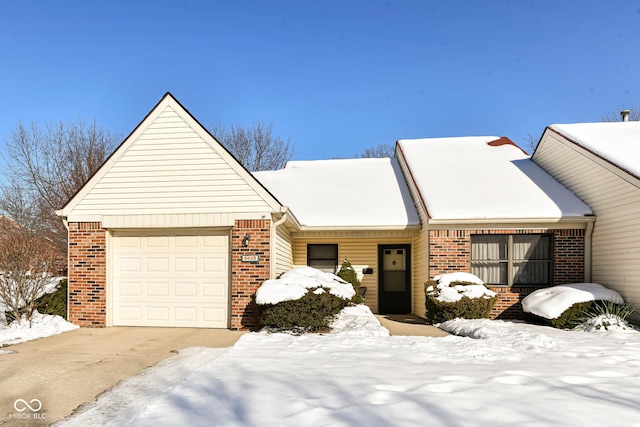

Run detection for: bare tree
[[357, 144, 396, 158], [601, 107, 640, 122], [522, 132, 539, 155], [0, 118, 119, 257], [0, 229, 59, 325], [210, 121, 294, 171]]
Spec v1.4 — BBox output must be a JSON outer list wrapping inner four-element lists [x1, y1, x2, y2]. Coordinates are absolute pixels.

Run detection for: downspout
[[584, 219, 594, 282], [270, 210, 289, 279]]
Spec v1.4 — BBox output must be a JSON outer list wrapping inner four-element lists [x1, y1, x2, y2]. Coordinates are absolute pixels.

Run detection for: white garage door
[[111, 230, 230, 328]]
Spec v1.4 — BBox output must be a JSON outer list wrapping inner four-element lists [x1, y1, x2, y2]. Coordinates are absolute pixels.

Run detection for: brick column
[[68, 222, 107, 327], [230, 219, 271, 330]]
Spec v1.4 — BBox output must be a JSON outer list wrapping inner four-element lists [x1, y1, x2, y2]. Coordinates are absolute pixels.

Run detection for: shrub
[[545, 301, 594, 329], [36, 279, 67, 319], [424, 280, 497, 324], [337, 259, 363, 305], [259, 289, 349, 331]]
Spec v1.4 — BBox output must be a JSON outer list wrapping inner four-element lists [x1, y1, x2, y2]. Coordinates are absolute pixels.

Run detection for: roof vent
[[620, 110, 630, 122]]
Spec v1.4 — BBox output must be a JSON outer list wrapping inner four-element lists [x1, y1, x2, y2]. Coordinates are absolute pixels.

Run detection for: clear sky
[[1, 1, 639, 160]]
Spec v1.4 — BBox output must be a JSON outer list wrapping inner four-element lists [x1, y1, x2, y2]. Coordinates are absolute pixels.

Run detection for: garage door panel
[[147, 282, 170, 297], [147, 257, 170, 273], [112, 230, 229, 328]]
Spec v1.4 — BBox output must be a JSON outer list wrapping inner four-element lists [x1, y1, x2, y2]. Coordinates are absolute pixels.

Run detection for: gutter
[[584, 220, 594, 282]]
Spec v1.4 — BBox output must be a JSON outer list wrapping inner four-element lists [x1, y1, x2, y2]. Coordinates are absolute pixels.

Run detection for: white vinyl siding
[[66, 104, 278, 220], [292, 232, 416, 314], [534, 132, 640, 306], [274, 226, 294, 277]]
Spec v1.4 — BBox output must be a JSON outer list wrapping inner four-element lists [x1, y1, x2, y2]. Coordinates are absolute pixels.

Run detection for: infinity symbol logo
[[13, 399, 42, 412]]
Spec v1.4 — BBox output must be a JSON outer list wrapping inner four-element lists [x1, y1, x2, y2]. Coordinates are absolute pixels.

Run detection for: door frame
[[377, 244, 412, 314]]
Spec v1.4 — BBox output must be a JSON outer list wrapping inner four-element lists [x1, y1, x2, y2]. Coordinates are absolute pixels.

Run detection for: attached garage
[[58, 93, 285, 329], [110, 229, 230, 328]]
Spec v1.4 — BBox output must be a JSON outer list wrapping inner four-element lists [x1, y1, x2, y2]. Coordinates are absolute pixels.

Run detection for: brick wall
[[429, 228, 585, 319], [68, 222, 107, 327], [67, 220, 271, 330], [230, 219, 271, 330]]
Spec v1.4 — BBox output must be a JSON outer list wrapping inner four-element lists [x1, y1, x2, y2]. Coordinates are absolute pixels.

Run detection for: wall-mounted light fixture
[[242, 234, 250, 247]]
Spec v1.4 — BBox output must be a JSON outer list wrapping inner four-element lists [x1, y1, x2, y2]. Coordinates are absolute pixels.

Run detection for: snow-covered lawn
[[0, 312, 78, 351], [60, 306, 640, 427]]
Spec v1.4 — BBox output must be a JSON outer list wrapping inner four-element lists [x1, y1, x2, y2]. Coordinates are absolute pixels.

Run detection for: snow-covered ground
[[0, 311, 78, 351], [59, 305, 640, 427]]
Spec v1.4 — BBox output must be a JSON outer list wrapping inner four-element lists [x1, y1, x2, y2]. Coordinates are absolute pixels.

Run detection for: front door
[[378, 245, 411, 313]]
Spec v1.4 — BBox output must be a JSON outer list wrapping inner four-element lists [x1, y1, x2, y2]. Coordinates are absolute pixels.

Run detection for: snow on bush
[[256, 266, 356, 305], [0, 311, 78, 347], [427, 272, 496, 303], [521, 283, 624, 320]]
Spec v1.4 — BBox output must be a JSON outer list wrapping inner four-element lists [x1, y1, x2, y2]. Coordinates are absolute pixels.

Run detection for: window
[[471, 234, 552, 286], [307, 244, 338, 273]]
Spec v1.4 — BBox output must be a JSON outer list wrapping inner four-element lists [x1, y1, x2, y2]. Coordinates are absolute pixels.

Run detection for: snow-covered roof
[[549, 122, 640, 180], [253, 158, 420, 228], [397, 136, 593, 221]]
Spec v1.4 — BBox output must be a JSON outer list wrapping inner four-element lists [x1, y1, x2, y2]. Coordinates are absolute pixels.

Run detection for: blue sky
[[1, 1, 639, 160]]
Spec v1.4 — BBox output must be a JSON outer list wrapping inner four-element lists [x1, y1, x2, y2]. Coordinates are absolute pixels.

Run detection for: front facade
[[59, 94, 596, 329], [533, 122, 640, 312]]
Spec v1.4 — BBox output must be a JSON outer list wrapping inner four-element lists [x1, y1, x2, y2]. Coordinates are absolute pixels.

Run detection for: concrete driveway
[[0, 327, 245, 426]]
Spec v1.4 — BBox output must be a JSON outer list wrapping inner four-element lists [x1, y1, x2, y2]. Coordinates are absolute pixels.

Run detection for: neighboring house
[[396, 136, 594, 318], [532, 121, 640, 313], [57, 93, 595, 330]]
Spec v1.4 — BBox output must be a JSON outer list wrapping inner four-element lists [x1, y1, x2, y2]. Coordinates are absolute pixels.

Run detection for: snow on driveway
[[60, 306, 640, 427]]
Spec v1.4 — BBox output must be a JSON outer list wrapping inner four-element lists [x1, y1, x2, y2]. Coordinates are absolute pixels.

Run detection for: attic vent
[[621, 110, 630, 122]]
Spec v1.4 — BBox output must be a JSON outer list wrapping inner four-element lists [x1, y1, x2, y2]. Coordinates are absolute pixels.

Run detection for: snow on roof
[[397, 136, 593, 220], [549, 122, 640, 180], [253, 158, 420, 228]]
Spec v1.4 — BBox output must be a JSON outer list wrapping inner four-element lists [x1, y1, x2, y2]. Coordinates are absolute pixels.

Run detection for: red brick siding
[[68, 222, 107, 327], [230, 219, 271, 330], [428, 228, 585, 319]]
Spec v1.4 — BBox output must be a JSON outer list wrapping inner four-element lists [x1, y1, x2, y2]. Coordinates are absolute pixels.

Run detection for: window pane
[[471, 235, 507, 261], [513, 261, 550, 285], [307, 244, 338, 273], [471, 235, 508, 284], [471, 262, 508, 285], [513, 235, 551, 261]]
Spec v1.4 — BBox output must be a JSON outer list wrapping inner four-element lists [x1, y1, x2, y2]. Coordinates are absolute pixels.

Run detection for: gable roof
[[547, 122, 640, 181], [253, 158, 420, 229], [58, 93, 282, 224], [396, 136, 593, 221]]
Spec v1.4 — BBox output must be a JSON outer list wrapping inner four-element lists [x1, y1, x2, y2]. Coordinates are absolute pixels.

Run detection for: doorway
[[378, 245, 411, 314]]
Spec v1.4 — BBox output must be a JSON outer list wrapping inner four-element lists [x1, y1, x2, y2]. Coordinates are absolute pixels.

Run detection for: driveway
[[0, 327, 245, 426]]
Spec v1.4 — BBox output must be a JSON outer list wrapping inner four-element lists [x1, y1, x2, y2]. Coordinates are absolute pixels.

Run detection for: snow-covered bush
[[256, 267, 356, 331], [522, 283, 628, 329], [425, 272, 497, 324], [336, 259, 363, 304], [574, 300, 636, 332]]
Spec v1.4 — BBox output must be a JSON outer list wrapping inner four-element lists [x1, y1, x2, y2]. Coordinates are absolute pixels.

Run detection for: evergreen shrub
[[337, 259, 363, 305], [259, 289, 348, 331], [424, 280, 497, 324], [36, 279, 68, 319]]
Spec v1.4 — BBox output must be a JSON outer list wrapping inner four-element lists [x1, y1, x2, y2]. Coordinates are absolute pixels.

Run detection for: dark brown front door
[[378, 245, 411, 313]]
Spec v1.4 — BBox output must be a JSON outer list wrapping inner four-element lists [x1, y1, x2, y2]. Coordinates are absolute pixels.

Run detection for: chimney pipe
[[621, 110, 630, 122]]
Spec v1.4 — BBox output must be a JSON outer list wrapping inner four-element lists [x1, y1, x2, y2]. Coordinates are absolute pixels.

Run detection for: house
[[396, 136, 594, 317], [532, 121, 640, 314], [57, 92, 595, 329]]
